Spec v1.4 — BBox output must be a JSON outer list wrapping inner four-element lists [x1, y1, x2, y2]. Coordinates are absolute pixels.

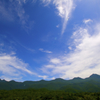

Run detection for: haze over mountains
[[0, 74, 100, 92]]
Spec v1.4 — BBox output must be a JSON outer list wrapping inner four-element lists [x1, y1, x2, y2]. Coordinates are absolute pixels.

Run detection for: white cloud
[[11, 38, 35, 53], [39, 48, 52, 53], [56, 24, 59, 28], [68, 46, 72, 50], [42, 0, 75, 34], [39, 48, 44, 51], [50, 58, 61, 64], [38, 75, 48, 79], [83, 19, 92, 24], [0, 0, 34, 32], [1, 75, 22, 82], [0, 53, 36, 81], [0, 0, 25, 22], [45, 50, 52, 53], [0, 1, 14, 21], [51, 77, 55, 80], [42, 22, 100, 79]]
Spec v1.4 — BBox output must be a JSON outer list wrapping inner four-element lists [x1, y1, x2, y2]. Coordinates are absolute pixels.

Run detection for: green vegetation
[[0, 74, 100, 99], [1, 74, 100, 92], [0, 89, 100, 100]]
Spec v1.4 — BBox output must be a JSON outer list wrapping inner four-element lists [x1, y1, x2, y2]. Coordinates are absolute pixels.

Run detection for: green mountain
[[0, 74, 100, 92]]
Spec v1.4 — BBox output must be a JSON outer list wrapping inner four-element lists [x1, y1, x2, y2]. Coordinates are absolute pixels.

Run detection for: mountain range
[[0, 74, 100, 92]]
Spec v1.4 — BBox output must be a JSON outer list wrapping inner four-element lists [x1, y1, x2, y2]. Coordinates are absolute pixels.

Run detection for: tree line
[[0, 89, 100, 100]]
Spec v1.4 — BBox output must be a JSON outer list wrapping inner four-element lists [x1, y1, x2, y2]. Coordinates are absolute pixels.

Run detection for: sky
[[0, 0, 100, 81]]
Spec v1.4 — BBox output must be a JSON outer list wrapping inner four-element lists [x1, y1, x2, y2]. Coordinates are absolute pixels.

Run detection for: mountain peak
[[73, 77, 82, 80], [55, 78, 64, 80], [89, 74, 100, 79], [39, 79, 46, 82], [10, 80, 16, 82], [53, 78, 65, 82]]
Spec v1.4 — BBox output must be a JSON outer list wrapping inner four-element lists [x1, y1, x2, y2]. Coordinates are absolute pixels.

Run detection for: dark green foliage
[[1, 74, 100, 93], [0, 89, 100, 100]]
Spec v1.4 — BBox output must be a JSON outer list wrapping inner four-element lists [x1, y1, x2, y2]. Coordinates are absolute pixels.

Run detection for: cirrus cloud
[[83, 19, 93, 24], [0, 0, 34, 33], [39, 48, 52, 53], [42, 0, 75, 34], [0, 52, 37, 81], [41, 21, 100, 79]]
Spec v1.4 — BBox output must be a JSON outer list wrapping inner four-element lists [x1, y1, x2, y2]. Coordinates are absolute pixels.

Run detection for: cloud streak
[[42, 21, 100, 79], [39, 48, 52, 53], [0, 52, 36, 81], [42, 0, 75, 34], [0, 0, 34, 33], [0, 0, 25, 22], [83, 19, 93, 24]]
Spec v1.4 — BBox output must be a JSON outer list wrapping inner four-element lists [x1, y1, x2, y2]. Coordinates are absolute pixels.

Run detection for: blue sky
[[0, 0, 100, 81]]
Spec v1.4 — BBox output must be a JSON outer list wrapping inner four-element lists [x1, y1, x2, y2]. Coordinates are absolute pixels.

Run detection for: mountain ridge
[[1, 73, 99, 82], [0, 73, 100, 92]]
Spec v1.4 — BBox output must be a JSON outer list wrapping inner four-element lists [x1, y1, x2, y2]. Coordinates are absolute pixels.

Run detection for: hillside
[[0, 74, 100, 92]]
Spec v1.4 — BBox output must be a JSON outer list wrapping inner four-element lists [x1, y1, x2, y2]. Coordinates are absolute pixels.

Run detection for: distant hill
[[88, 74, 100, 80], [0, 74, 100, 92]]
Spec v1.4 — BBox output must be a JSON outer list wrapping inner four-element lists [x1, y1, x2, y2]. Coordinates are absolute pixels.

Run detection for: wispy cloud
[[42, 21, 100, 79], [0, 52, 36, 81], [0, 0, 25, 22], [50, 58, 61, 64], [68, 46, 72, 50], [18, 42, 35, 53], [0, 0, 34, 32], [38, 75, 48, 79], [12, 38, 35, 53], [39, 48, 52, 53], [83, 19, 93, 24], [56, 24, 59, 28], [42, 0, 75, 34], [0, 1, 14, 21]]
